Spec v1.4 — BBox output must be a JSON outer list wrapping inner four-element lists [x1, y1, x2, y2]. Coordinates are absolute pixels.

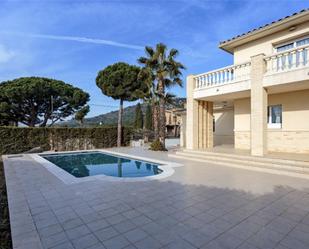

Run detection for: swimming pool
[[42, 151, 162, 178]]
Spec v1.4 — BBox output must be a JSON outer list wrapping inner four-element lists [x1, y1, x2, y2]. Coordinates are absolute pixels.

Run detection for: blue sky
[[0, 0, 308, 118]]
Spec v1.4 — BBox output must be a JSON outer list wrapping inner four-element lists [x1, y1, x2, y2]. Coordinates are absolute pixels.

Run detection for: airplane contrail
[[2, 31, 144, 50]]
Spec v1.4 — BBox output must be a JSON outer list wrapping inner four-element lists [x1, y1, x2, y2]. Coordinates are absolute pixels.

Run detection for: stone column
[[186, 75, 199, 149], [206, 101, 214, 148], [250, 54, 267, 156], [197, 100, 214, 149]]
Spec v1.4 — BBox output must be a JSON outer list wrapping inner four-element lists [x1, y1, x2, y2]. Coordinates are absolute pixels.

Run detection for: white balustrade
[[194, 62, 251, 90], [265, 44, 309, 74]]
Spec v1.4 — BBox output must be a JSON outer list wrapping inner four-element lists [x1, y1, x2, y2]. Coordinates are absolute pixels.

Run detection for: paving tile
[[38, 223, 64, 238], [113, 220, 137, 234], [124, 228, 148, 243], [265, 216, 297, 235], [61, 217, 84, 230], [183, 230, 213, 247], [237, 242, 259, 249], [228, 220, 261, 240], [202, 233, 243, 249], [102, 234, 130, 249], [142, 222, 166, 235], [80, 212, 104, 224], [277, 236, 308, 249], [163, 239, 196, 249], [130, 215, 152, 226], [65, 224, 92, 240], [41, 231, 68, 249], [122, 209, 141, 219], [50, 241, 74, 249], [86, 243, 107, 249], [106, 214, 127, 225], [134, 236, 162, 249], [72, 233, 100, 249], [87, 218, 110, 232], [95, 226, 119, 242], [287, 227, 309, 246]]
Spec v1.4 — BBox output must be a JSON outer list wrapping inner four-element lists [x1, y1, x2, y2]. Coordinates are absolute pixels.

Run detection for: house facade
[[186, 9, 309, 156]]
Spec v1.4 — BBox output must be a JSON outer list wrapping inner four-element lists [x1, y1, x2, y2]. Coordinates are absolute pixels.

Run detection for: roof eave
[[219, 9, 309, 54]]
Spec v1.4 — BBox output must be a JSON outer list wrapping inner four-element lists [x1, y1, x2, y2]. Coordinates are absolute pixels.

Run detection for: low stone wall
[[268, 130, 309, 153], [235, 130, 309, 153], [0, 127, 132, 155], [234, 131, 251, 150]]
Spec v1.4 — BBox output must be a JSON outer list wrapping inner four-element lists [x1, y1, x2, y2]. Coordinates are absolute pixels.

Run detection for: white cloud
[[0, 44, 15, 63]]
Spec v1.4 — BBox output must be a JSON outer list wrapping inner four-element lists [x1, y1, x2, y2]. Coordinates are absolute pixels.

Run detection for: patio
[[3, 147, 309, 249]]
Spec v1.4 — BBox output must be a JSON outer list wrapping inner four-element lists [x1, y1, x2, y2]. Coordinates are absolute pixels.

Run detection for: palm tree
[[138, 43, 185, 149]]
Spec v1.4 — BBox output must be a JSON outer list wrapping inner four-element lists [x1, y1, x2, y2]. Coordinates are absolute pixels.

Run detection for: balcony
[[193, 44, 309, 99], [264, 44, 309, 88], [193, 62, 251, 100]]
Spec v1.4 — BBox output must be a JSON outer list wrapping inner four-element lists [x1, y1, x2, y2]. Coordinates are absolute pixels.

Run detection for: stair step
[[175, 151, 309, 173], [168, 154, 309, 180], [181, 149, 309, 168]]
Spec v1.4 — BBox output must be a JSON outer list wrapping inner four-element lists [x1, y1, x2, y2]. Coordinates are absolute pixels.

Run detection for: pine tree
[[134, 103, 143, 129], [145, 103, 153, 130]]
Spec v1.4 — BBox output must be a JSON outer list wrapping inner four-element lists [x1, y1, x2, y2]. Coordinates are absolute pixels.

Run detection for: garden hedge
[[0, 127, 132, 155]]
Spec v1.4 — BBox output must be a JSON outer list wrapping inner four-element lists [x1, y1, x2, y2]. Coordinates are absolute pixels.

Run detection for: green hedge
[[0, 127, 132, 155]]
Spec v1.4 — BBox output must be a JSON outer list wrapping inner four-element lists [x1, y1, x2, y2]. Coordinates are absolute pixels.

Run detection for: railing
[[194, 61, 251, 89], [265, 44, 309, 74]]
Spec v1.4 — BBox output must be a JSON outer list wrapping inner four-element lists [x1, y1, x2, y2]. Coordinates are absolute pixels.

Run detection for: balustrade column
[[290, 51, 296, 69], [299, 48, 304, 66], [277, 55, 283, 71], [305, 47, 309, 65]]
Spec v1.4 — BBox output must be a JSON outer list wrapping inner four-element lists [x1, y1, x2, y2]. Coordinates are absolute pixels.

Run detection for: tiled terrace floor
[[3, 147, 309, 249]]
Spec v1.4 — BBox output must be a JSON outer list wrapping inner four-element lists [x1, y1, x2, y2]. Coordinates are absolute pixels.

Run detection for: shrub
[[0, 126, 132, 155], [149, 139, 167, 151]]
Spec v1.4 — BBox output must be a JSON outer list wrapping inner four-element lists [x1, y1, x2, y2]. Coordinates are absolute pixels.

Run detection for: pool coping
[[25, 149, 183, 184]]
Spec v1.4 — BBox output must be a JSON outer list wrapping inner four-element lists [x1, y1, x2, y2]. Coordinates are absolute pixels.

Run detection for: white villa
[[185, 9, 309, 157]]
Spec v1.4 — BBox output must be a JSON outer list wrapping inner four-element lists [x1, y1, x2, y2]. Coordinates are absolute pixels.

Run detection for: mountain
[[59, 98, 186, 127]]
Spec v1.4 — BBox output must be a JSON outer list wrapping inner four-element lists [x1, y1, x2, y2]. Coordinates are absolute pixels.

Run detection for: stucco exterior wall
[[214, 108, 234, 146], [267, 90, 309, 153], [234, 98, 251, 149], [234, 21, 309, 64], [233, 90, 309, 153]]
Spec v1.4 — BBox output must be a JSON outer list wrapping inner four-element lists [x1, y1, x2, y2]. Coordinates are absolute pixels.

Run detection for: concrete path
[[3, 147, 309, 249]]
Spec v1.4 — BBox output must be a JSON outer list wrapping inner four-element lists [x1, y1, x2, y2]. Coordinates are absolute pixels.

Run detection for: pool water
[[42, 152, 162, 178]]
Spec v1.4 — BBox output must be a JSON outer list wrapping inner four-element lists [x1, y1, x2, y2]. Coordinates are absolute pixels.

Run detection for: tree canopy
[[138, 43, 185, 149], [75, 105, 90, 125], [96, 62, 151, 102], [0, 77, 90, 127], [96, 62, 151, 147]]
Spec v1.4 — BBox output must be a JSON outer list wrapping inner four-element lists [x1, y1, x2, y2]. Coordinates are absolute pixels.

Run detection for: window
[[268, 105, 282, 129], [296, 37, 309, 47], [275, 37, 309, 70], [276, 43, 294, 52]]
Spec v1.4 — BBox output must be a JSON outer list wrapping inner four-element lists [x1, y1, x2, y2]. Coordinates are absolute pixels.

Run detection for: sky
[[0, 0, 308, 118]]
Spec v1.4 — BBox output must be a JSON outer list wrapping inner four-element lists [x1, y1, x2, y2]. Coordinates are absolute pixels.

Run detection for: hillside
[[60, 98, 186, 127]]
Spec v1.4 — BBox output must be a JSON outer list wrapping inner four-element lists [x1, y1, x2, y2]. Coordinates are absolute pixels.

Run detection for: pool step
[[168, 150, 309, 179]]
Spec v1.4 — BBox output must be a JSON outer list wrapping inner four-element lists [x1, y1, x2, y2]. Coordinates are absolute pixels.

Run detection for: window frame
[[274, 35, 309, 53], [267, 104, 282, 129]]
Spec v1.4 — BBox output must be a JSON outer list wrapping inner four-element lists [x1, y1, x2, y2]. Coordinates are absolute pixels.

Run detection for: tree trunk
[[117, 99, 123, 147], [158, 80, 166, 149], [152, 99, 159, 140]]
